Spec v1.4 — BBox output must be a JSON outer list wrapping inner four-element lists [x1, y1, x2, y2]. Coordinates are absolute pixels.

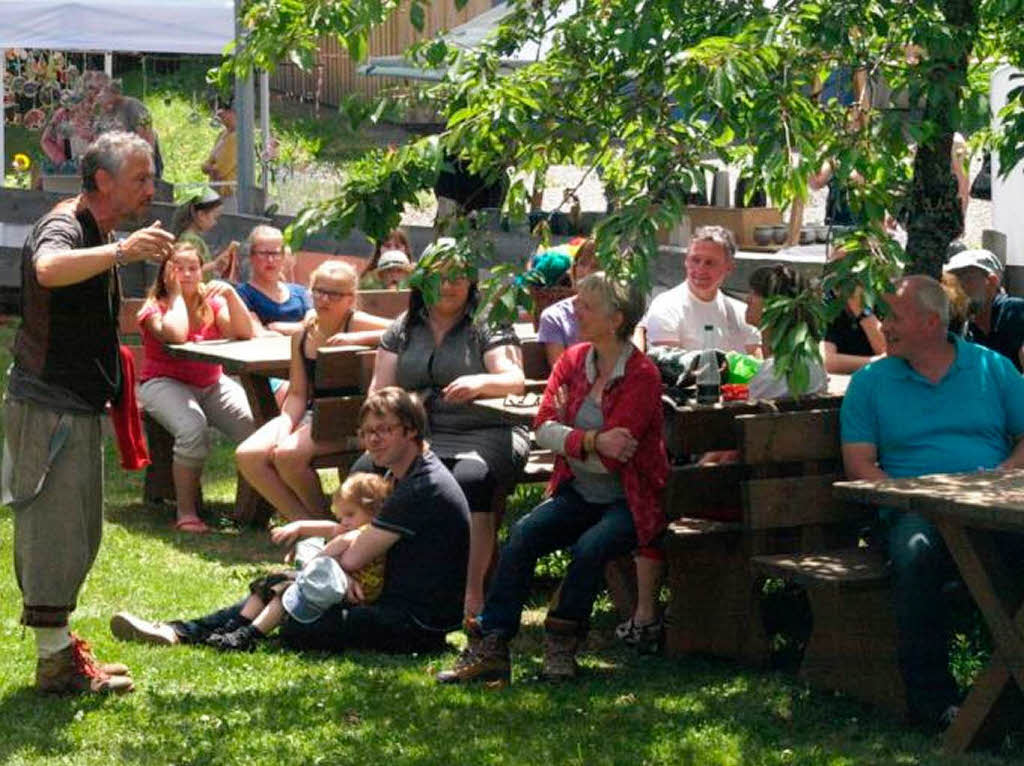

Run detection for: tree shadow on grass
[[104, 501, 281, 568], [0, 687, 110, 763], [105, 642, 958, 766]]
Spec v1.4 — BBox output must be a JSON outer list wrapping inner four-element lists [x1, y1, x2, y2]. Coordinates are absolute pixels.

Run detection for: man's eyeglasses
[[357, 423, 402, 441], [251, 249, 285, 259], [311, 287, 354, 302]]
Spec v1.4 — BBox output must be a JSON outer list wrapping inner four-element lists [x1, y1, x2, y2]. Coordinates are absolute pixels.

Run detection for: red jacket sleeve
[[534, 345, 586, 459]]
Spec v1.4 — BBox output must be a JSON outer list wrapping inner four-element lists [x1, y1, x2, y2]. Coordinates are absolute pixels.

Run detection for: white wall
[[991, 65, 1024, 267]]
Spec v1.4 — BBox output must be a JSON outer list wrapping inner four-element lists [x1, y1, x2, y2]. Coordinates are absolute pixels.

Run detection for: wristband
[[583, 429, 597, 457]]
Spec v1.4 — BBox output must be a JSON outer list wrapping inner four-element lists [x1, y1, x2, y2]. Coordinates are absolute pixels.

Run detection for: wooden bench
[[308, 346, 376, 473], [750, 548, 903, 715], [662, 402, 865, 664]]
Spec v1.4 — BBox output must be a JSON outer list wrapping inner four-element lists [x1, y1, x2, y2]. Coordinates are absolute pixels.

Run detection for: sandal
[[615, 616, 663, 654], [173, 517, 210, 534]]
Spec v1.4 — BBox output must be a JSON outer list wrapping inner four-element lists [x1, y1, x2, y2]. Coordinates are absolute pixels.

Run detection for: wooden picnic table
[[167, 336, 292, 521], [168, 335, 293, 423], [167, 336, 369, 522], [834, 469, 1024, 753]]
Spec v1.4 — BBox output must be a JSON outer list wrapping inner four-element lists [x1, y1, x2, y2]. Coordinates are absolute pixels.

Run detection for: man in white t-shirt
[[641, 225, 761, 353]]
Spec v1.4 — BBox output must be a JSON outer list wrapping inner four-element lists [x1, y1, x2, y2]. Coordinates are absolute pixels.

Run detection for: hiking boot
[[36, 634, 134, 695], [435, 618, 510, 684], [541, 617, 583, 681], [110, 612, 179, 646], [206, 624, 263, 652]]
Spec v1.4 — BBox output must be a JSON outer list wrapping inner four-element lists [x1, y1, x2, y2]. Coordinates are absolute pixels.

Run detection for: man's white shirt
[[641, 282, 761, 351]]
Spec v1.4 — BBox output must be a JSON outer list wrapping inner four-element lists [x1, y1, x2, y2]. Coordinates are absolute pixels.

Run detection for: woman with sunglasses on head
[[236, 261, 391, 522], [356, 238, 528, 619]]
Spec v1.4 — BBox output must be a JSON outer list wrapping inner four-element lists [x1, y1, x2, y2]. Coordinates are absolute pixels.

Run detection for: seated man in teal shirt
[[841, 275, 1024, 730]]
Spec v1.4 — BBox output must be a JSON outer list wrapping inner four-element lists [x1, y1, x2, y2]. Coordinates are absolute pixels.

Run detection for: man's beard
[[118, 201, 151, 228]]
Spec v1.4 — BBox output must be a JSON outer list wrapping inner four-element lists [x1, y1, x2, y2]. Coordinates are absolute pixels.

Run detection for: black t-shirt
[[825, 310, 875, 357], [372, 450, 470, 631], [968, 293, 1024, 372]]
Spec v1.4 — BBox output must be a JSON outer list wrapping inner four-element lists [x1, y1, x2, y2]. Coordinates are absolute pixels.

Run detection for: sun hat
[[376, 249, 412, 271], [281, 556, 348, 624], [944, 248, 1003, 278]]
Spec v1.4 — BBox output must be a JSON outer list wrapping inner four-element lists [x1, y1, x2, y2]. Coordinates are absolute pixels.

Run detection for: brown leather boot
[[36, 634, 134, 695], [541, 616, 583, 681], [435, 617, 510, 684]]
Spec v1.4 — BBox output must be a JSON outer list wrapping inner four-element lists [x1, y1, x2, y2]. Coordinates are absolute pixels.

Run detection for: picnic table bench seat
[[750, 548, 904, 715], [662, 403, 865, 664]]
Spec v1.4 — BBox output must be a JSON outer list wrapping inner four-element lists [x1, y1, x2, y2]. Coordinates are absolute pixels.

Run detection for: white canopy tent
[[358, 1, 575, 81], [0, 0, 264, 211], [0, 0, 235, 55]]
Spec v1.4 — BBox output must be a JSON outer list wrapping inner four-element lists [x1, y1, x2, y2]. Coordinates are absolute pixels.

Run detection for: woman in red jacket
[[437, 270, 668, 685]]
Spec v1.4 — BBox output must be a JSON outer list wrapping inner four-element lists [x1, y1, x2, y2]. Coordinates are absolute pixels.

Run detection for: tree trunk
[[902, 0, 978, 278]]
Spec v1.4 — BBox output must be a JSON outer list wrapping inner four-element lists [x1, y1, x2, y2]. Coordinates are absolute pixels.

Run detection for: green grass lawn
[[0, 344, 1020, 755]]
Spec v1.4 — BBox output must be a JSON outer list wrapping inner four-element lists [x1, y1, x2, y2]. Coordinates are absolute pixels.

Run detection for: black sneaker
[[206, 624, 263, 652], [209, 616, 252, 638]]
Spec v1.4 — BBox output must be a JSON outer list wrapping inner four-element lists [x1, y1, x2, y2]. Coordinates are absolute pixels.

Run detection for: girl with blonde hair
[[235, 260, 390, 521]]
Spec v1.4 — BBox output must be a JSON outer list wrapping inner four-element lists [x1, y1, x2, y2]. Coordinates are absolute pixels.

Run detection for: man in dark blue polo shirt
[[945, 248, 1024, 371], [841, 275, 1024, 730]]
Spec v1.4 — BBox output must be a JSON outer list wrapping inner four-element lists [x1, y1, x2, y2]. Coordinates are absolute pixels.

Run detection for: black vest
[[14, 204, 121, 412]]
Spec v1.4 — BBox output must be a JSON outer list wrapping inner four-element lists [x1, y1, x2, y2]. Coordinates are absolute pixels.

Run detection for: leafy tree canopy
[[216, 0, 1024, 392]]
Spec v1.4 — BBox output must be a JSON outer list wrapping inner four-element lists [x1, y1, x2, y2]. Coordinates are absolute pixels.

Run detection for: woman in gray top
[[359, 260, 528, 618]]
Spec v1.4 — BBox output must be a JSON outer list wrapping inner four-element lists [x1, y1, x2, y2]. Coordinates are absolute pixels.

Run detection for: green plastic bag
[[725, 351, 763, 384]]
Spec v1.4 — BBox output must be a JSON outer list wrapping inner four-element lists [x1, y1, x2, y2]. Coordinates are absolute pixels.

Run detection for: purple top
[[537, 296, 579, 347]]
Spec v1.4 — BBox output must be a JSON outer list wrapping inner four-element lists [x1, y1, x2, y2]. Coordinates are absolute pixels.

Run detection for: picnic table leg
[[935, 521, 1024, 753], [233, 373, 280, 527]]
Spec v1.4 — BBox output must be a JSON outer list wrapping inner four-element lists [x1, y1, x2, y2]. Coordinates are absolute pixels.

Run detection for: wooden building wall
[[269, 0, 494, 109]]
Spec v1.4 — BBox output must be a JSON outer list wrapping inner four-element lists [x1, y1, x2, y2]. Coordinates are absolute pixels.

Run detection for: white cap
[[376, 249, 412, 271], [944, 248, 1002, 278]]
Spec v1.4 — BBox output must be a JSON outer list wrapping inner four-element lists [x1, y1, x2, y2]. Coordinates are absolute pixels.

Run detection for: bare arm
[[441, 343, 526, 403], [841, 443, 889, 481], [807, 160, 835, 192], [270, 519, 343, 547], [141, 296, 189, 344], [998, 436, 1024, 470], [822, 341, 880, 375], [266, 321, 306, 336], [326, 310, 392, 347], [209, 282, 257, 340], [36, 221, 174, 288], [369, 348, 399, 392], [320, 527, 362, 559], [339, 525, 399, 573]]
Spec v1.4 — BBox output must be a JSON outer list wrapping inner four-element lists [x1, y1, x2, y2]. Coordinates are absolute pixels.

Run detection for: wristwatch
[[857, 306, 873, 321], [113, 242, 127, 267]]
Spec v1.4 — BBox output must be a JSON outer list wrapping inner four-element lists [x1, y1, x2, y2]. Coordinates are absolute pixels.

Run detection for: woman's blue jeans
[[479, 485, 637, 638]]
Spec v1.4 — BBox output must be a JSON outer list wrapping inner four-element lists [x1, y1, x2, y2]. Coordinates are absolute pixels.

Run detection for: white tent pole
[[260, 69, 270, 200], [104, 52, 112, 77], [1, 50, 6, 189], [234, 0, 255, 215]]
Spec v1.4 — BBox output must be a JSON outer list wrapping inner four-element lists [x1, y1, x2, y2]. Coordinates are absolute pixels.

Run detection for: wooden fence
[[269, 0, 494, 110]]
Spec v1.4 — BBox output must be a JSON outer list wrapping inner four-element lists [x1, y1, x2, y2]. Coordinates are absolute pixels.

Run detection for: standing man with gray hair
[[841, 275, 1024, 730], [639, 225, 760, 353], [3, 131, 174, 695]]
